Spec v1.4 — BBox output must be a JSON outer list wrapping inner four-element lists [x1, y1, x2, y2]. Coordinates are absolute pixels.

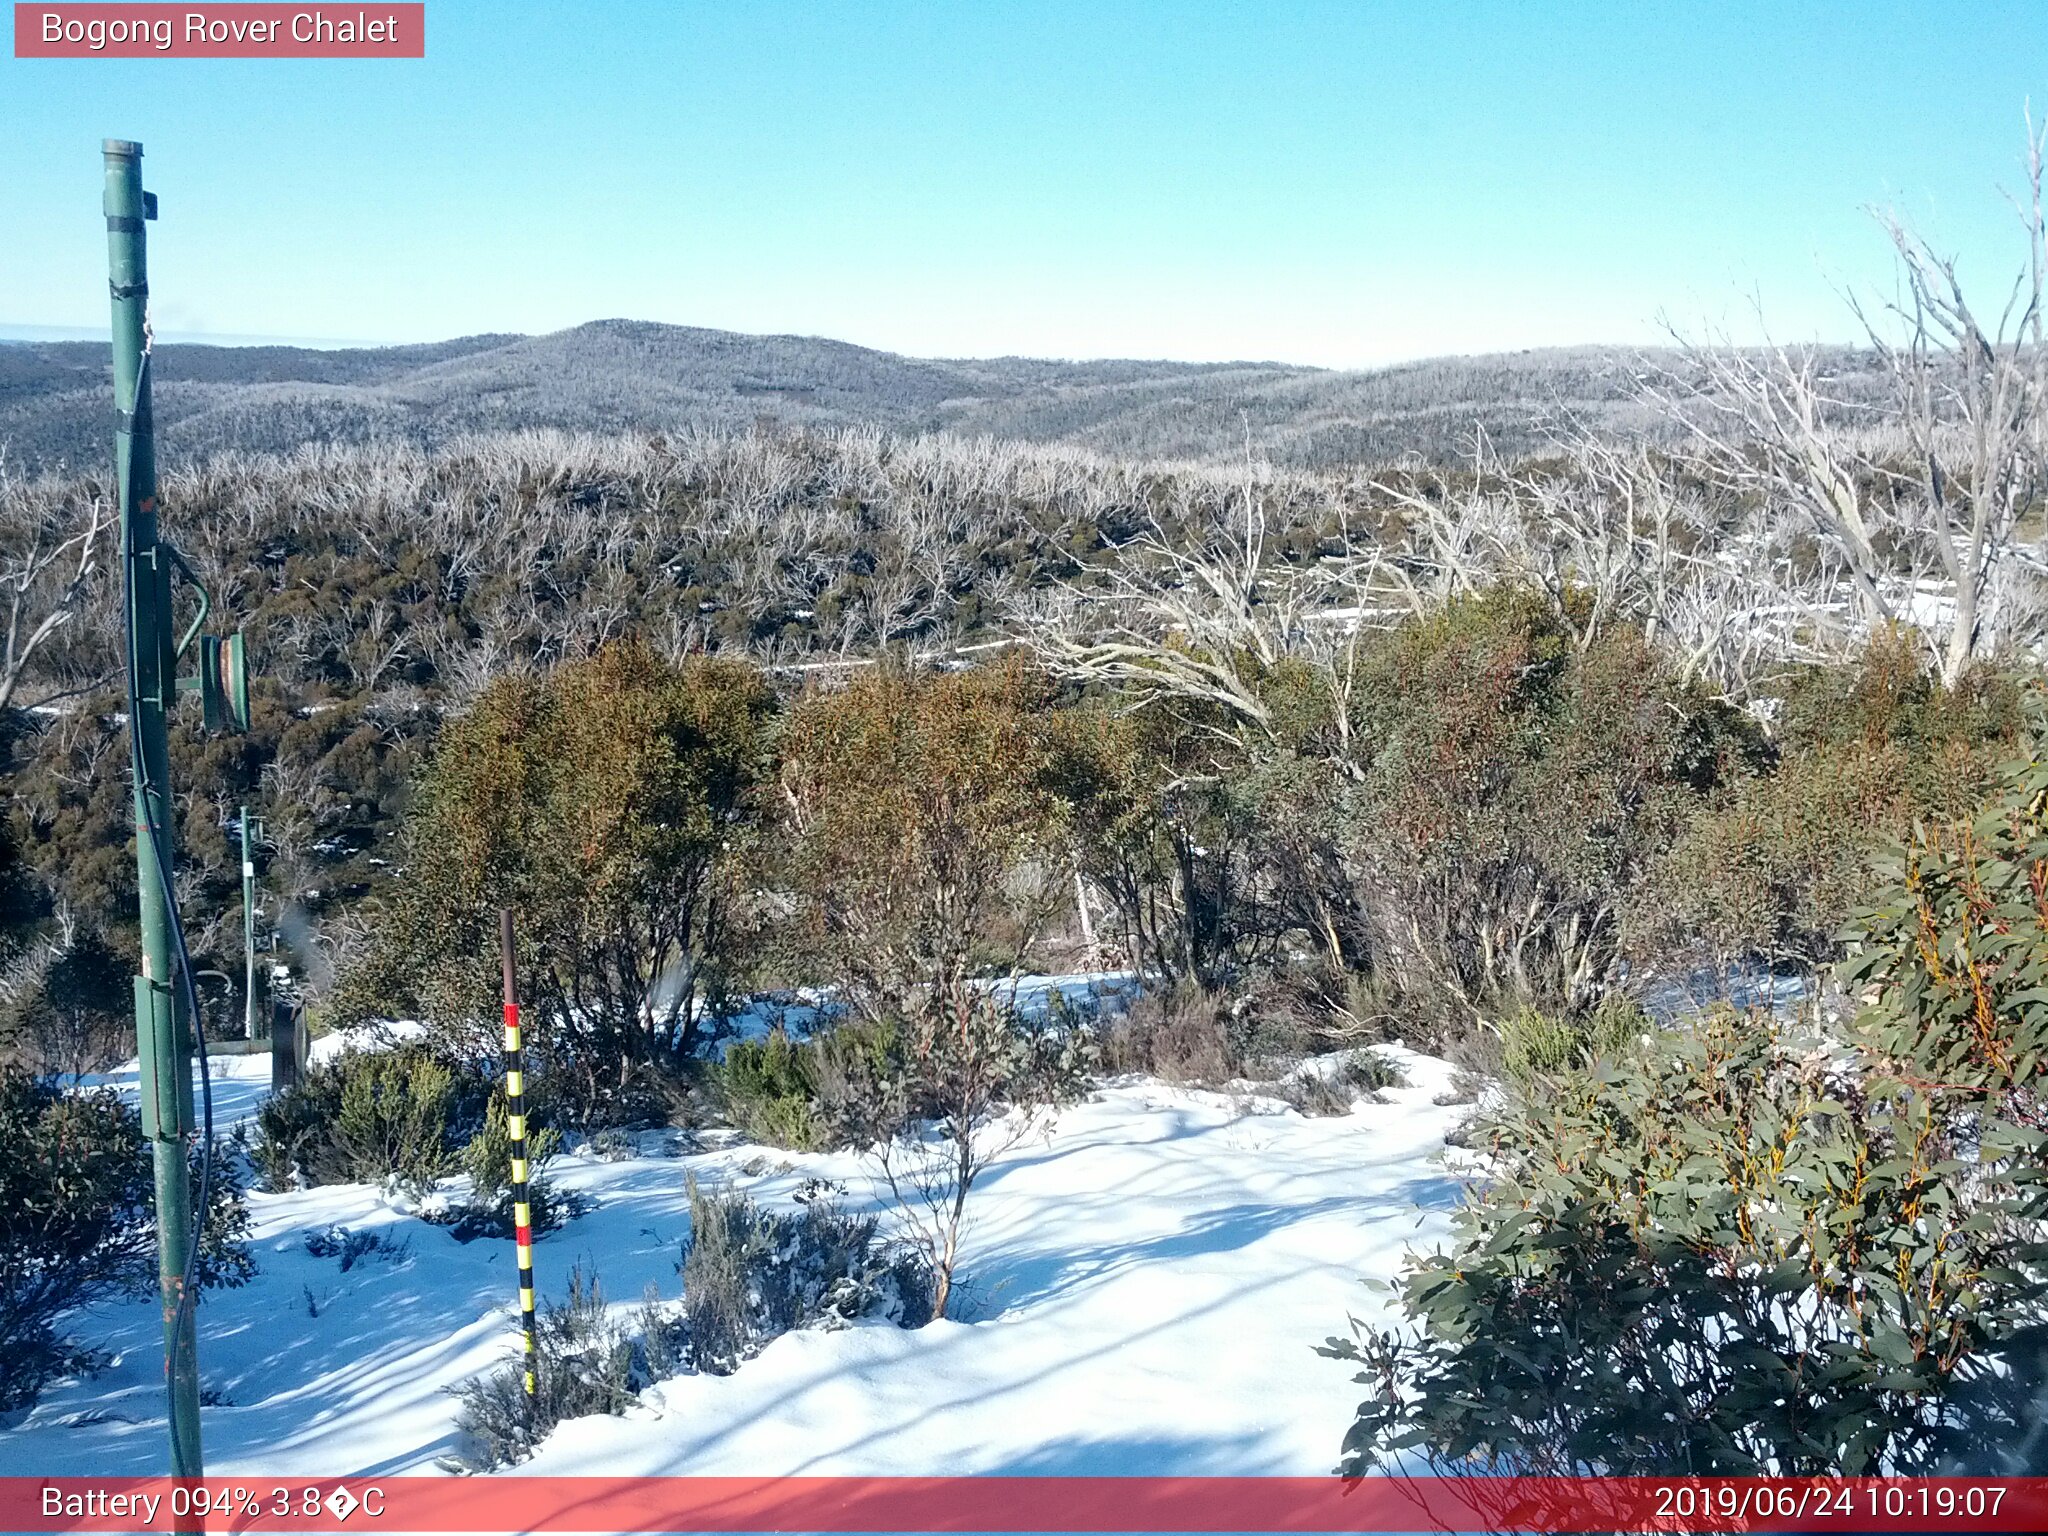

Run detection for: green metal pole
[[241, 805, 258, 1041], [105, 137, 205, 1484]]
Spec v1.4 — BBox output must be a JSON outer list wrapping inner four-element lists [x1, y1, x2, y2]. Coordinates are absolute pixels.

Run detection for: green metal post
[[241, 805, 259, 1041], [105, 137, 205, 1483]]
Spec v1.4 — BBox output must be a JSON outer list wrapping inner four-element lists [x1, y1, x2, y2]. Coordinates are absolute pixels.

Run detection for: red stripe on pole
[[514, 1222, 533, 1246], [7, 1477, 2048, 1533]]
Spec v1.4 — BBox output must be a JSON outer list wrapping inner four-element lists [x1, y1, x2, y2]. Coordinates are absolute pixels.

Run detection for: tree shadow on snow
[[979, 1179, 1461, 1315]]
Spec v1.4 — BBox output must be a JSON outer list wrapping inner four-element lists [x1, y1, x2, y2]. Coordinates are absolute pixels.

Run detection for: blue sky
[[4, 1, 2046, 365]]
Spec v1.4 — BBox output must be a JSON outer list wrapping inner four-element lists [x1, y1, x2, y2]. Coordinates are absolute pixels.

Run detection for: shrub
[[253, 1043, 489, 1191], [0, 1070, 252, 1412], [709, 1008, 1084, 1160], [1226, 960, 1396, 1065], [711, 1029, 824, 1151], [777, 660, 1068, 1024], [1838, 719, 2048, 1106], [1280, 1074, 1350, 1117], [778, 663, 1079, 1317], [1329, 589, 1756, 1039], [1640, 637, 2032, 968], [304, 1224, 410, 1271], [1493, 994, 1648, 1092], [832, 994, 1077, 1319], [1280, 1051, 1405, 1117], [1097, 981, 1238, 1084], [637, 1284, 690, 1382], [1004, 1004, 1098, 1110], [586, 1127, 638, 1161], [334, 1048, 457, 1191], [1342, 1049, 1405, 1094], [461, 1095, 565, 1207], [453, 1264, 640, 1471], [0, 925, 130, 1078], [1324, 996, 2048, 1476], [431, 1096, 577, 1242], [1834, 721, 2048, 1466], [1050, 706, 1273, 991], [190, 1129, 257, 1294], [809, 1016, 911, 1140], [679, 1177, 932, 1375]]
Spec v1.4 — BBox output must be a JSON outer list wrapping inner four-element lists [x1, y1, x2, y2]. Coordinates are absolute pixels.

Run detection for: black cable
[[118, 347, 215, 1370]]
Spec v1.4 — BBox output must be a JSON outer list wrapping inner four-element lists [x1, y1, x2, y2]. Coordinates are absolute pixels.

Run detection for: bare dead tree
[[344, 599, 413, 693], [0, 464, 110, 716], [1645, 326, 1897, 632], [1647, 115, 2048, 685], [1852, 113, 2048, 682]]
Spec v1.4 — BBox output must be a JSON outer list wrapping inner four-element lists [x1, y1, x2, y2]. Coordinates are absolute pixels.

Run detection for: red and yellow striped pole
[[499, 908, 539, 1404]]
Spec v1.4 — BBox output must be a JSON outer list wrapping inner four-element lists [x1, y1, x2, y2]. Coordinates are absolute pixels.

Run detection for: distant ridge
[[0, 323, 387, 348], [0, 318, 1884, 471]]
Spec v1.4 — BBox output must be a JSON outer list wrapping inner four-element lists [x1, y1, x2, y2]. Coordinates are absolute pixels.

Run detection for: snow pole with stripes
[[500, 908, 539, 1403]]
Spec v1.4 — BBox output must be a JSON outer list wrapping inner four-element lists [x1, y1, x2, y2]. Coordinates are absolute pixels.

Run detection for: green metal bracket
[[159, 540, 250, 733], [163, 542, 210, 661], [132, 973, 191, 1139]]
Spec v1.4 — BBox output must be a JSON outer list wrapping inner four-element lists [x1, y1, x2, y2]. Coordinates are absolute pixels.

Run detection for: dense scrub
[[1327, 727, 2048, 1475], [0, 427, 1351, 1050], [2, 405, 2037, 1077], [254, 1040, 579, 1241], [201, 601, 2048, 1101], [1, 400, 2040, 1465], [1052, 586, 1770, 1040]]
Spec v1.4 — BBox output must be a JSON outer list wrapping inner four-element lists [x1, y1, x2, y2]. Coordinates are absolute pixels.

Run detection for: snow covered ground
[[1, 1042, 1470, 1479]]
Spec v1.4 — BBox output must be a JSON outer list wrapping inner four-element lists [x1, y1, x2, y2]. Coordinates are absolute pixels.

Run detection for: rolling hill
[[0, 318, 1870, 472]]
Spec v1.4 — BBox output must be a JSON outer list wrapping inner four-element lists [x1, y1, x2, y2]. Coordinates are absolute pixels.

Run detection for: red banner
[[4, 1476, 2047, 1533], [13, 5, 424, 58]]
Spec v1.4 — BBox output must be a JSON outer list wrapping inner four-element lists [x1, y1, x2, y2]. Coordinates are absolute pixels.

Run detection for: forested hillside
[[0, 319, 1895, 472]]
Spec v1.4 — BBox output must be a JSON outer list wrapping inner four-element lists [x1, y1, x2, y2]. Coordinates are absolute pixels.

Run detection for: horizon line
[[0, 317, 1875, 372]]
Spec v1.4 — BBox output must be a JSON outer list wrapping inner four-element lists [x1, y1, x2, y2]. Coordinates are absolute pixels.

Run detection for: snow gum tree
[[334, 641, 774, 1125], [777, 659, 1074, 1318]]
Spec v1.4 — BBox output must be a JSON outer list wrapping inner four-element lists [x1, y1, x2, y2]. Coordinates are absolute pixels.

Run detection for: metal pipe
[[241, 806, 258, 1041]]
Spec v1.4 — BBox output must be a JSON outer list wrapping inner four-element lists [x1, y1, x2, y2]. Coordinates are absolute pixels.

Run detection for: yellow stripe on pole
[[511, 1157, 529, 1184], [507, 1112, 526, 1140], [514, 1200, 532, 1227], [520, 1287, 535, 1312], [506, 1069, 523, 1098], [517, 1242, 533, 1268]]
